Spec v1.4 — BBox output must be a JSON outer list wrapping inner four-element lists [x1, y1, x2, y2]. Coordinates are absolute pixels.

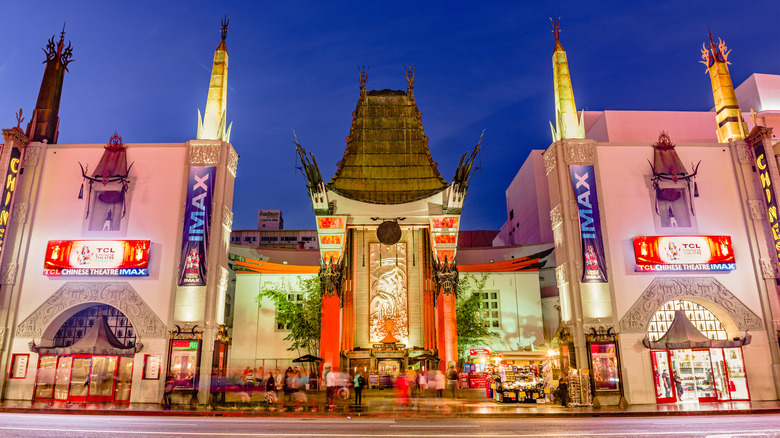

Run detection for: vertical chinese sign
[[178, 166, 216, 286], [0, 147, 21, 261], [569, 164, 608, 282], [753, 142, 780, 270]]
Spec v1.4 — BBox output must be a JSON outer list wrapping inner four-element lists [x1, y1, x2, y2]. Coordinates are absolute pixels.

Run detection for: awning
[[642, 310, 751, 349], [31, 314, 143, 355]]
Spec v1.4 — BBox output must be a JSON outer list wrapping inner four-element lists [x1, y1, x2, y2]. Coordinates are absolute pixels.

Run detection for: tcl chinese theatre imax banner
[[44, 240, 151, 276], [178, 166, 216, 286], [633, 235, 735, 272]]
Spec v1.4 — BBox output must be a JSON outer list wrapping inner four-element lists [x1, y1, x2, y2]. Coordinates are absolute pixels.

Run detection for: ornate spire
[[700, 29, 745, 142], [405, 65, 415, 99], [197, 16, 232, 142], [27, 24, 73, 144], [549, 18, 585, 141]]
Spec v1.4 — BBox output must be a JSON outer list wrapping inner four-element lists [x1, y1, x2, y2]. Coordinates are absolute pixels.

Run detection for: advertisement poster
[[43, 240, 150, 276], [178, 166, 216, 286], [633, 236, 735, 272], [569, 165, 608, 282]]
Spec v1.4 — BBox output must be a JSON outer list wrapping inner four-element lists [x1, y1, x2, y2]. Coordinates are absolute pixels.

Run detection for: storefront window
[[590, 343, 619, 391], [170, 340, 200, 389], [70, 357, 91, 397], [53, 356, 73, 400], [724, 347, 749, 400], [89, 356, 118, 397], [114, 357, 134, 401], [34, 356, 57, 399]]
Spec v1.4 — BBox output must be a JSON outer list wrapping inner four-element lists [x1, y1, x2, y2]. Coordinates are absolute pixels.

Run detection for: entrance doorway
[[650, 348, 749, 404], [34, 354, 134, 403]]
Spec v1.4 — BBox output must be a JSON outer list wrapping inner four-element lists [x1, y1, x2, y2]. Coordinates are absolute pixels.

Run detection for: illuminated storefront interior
[[647, 300, 750, 404]]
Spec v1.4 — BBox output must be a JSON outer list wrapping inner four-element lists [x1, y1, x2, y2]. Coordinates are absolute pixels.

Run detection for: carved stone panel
[[544, 145, 557, 176], [227, 147, 238, 177], [222, 205, 233, 231], [15, 282, 167, 339], [12, 202, 28, 223], [1, 263, 18, 285], [619, 277, 764, 333], [550, 204, 563, 229], [736, 143, 752, 164], [23, 145, 42, 167], [555, 263, 569, 288], [749, 199, 766, 220], [564, 143, 595, 164], [760, 257, 775, 279], [188, 144, 221, 165]]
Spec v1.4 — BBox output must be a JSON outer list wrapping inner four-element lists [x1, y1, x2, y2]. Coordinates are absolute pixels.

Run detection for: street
[[0, 413, 779, 437]]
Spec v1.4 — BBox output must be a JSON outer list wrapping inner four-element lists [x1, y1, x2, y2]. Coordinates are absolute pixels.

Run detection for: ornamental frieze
[[760, 257, 775, 279], [15, 282, 167, 339], [2, 129, 29, 147], [544, 144, 557, 176], [221, 205, 233, 231], [227, 147, 238, 177], [0, 263, 17, 285], [563, 143, 595, 164], [12, 202, 28, 223], [748, 199, 765, 220], [619, 277, 763, 334], [22, 145, 42, 167], [555, 262, 569, 287], [550, 204, 563, 229], [188, 143, 221, 165], [736, 143, 752, 164]]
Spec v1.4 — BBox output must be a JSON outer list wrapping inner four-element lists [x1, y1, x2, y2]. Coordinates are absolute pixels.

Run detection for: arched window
[[53, 304, 136, 348], [648, 299, 726, 342]]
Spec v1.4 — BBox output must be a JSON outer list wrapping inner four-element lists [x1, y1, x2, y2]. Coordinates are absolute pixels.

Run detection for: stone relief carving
[[2, 128, 29, 147], [222, 205, 233, 231], [218, 267, 229, 292], [555, 263, 569, 288], [0, 263, 18, 285], [550, 204, 563, 229], [760, 258, 775, 279], [23, 145, 42, 167], [564, 143, 595, 164], [619, 277, 764, 333], [227, 147, 238, 177], [544, 145, 557, 176], [188, 144, 221, 165], [12, 202, 28, 223], [15, 282, 167, 339], [0, 327, 6, 348], [736, 143, 752, 164], [748, 199, 766, 220]]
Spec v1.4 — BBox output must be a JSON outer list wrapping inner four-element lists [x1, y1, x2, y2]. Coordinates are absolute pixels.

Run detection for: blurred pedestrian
[[447, 365, 459, 398], [395, 374, 409, 406], [435, 370, 445, 398], [418, 371, 427, 398], [264, 371, 277, 404], [325, 365, 336, 408], [353, 372, 365, 405], [162, 372, 174, 408]]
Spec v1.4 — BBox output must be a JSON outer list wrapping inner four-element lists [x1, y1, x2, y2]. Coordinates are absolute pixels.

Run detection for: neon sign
[[754, 146, 780, 270], [0, 147, 21, 261], [633, 236, 735, 272], [44, 240, 151, 276]]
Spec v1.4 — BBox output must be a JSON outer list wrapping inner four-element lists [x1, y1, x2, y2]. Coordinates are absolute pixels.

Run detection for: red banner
[[44, 240, 150, 276], [633, 236, 735, 271]]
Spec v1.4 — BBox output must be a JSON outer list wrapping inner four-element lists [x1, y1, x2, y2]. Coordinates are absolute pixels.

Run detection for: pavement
[[1, 388, 780, 418]]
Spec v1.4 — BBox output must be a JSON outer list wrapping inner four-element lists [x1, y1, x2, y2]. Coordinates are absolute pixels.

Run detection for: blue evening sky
[[1, 1, 779, 231]]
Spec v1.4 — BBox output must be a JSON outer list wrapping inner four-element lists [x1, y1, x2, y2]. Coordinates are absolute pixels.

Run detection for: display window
[[649, 347, 749, 404], [33, 354, 134, 403], [590, 343, 619, 392], [169, 339, 202, 390]]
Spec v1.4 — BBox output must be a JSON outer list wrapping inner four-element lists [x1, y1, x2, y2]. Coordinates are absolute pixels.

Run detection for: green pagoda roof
[[327, 88, 449, 204]]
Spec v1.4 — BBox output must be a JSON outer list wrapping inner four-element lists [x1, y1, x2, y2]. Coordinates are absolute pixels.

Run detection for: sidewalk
[[1, 388, 779, 418]]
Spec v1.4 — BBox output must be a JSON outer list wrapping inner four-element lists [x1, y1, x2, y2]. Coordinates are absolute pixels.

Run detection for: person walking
[[325, 365, 337, 409], [162, 372, 174, 408], [353, 372, 365, 406], [418, 371, 427, 398], [447, 365, 459, 398], [558, 374, 569, 407], [264, 371, 277, 404], [242, 367, 254, 399], [435, 370, 445, 398]]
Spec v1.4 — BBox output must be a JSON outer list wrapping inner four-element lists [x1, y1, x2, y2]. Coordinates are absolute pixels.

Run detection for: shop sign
[[569, 165, 608, 282], [469, 348, 491, 356], [0, 147, 21, 261], [753, 144, 780, 270], [178, 166, 216, 286], [43, 240, 150, 276], [171, 340, 199, 351], [633, 236, 735, 272], [372, 343, 406, 350]]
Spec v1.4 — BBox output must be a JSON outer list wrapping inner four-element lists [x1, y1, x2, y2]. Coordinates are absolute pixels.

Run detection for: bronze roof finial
[[15, 108, 24, 130], [359, 65, 368, 90], [551, 16, 561, 41], [221, 16, 229, 41], [405, 65, 415, 89]]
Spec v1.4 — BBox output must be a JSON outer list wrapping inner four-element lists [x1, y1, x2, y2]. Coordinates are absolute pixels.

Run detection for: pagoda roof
[[642, 310, 750, 349], [327, 89, 448, 204], [31, 314, 142, 355]]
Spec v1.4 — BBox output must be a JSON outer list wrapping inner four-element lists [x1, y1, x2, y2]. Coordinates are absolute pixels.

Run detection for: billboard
[[569, 165, 608, 282], [43, 240, 150, 276], [178, 166, 216, 286], [633, 236, 735, 272]]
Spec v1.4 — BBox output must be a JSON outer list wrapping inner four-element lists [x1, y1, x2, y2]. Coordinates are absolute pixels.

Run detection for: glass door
[[671, 349, 696, 403], [53, 356, 74, 400], [68, 356, 92, 401], [87, 356, 118, 402], [691, 349, 717, 402], [709, 348, 730, 401], [723, 347, 750, 400], [650, 350, 676, 404], [34, 356, 57, 400], [113, 356, 133, 402]]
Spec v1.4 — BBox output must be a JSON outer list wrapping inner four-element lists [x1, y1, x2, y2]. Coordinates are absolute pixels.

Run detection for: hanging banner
[[569, 165, 608, 282], [0, 147, 21, 261], [178, 166, 216, 286]]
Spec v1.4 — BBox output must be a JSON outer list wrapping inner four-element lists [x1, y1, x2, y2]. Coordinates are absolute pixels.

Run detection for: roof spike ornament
[[27, 23, 73, 144], [701, 29, 745, 143], [405, 65, 415, 99], [358, 65, 368, 98], [197, 17, 232, 142], [549, 17, 585, 142]]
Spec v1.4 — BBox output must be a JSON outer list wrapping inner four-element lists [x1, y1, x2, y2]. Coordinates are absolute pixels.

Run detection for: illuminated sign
[[44, 240, 150, 276], [469, 348, 491, 355], [0, 147, 21, 261], [753, 143, 780, 270], [171, 340, 199, 351], [633, 236, 735, 272]]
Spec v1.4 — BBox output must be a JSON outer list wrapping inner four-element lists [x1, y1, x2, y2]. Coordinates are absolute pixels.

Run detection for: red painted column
[[436, 291, 457, 372], [320, 293, 341, 370]]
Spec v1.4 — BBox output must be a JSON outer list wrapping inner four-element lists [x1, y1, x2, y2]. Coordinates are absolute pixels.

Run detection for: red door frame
[[67, 355, 92, 403], [723, 347, 751, 402], [84, 355, 119, 403], [692, 348, 718, 403], [650, 350, 677, 404]]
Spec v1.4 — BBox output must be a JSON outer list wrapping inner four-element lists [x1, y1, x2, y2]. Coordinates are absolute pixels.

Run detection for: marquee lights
[[754, 147, 780, 270]]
